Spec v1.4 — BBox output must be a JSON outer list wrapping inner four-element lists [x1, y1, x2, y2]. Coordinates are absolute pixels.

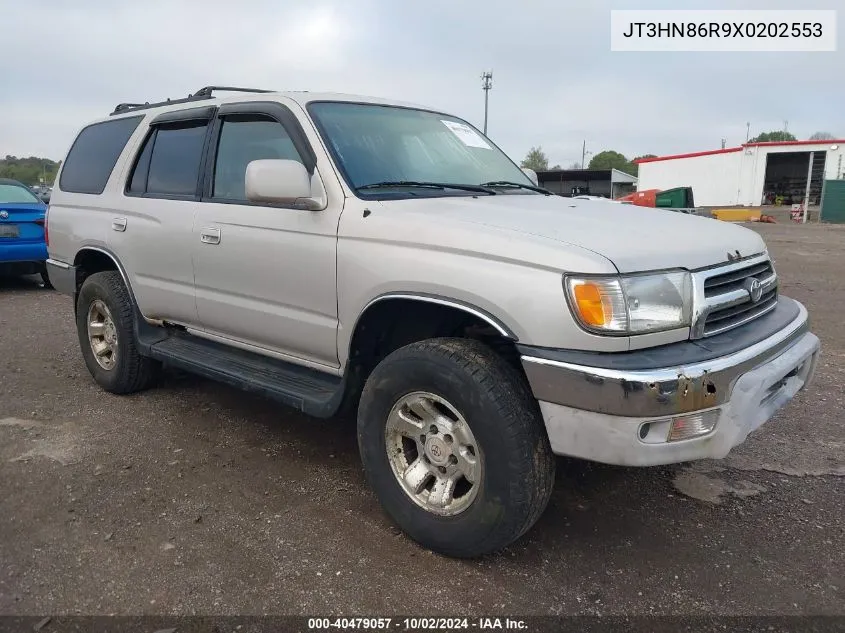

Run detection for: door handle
[[112, 217, 127, 232], [200, 227, 221, 245]]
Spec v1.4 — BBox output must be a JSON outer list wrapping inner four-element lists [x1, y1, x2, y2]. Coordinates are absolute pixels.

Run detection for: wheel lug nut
[[420, 435, 426, 443], [443, 434, 453, 444], [448, 455, 457, 465], [429, 425, 438, 435], [437, 466, 447, 474]]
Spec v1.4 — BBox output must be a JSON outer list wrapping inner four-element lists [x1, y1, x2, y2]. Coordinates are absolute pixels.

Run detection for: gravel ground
[[0, 222, 842, 617]]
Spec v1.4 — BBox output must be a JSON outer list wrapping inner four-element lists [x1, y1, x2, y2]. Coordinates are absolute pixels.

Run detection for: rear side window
[[127, 131, 154, 194], [128, 121, 208, 197], [59, 116, 143, 194]]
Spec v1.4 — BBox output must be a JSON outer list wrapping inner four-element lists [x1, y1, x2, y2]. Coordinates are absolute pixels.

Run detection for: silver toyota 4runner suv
[[46, 86, 820, 557]]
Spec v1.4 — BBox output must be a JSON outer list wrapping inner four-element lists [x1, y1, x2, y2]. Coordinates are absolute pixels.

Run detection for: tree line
[[0, 156, 61, 187], [520, 130, 838, 176], [520, 147, 653, 176]]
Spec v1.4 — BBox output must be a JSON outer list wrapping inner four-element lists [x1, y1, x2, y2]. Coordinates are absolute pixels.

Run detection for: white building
[[636, 140, 845, 207]]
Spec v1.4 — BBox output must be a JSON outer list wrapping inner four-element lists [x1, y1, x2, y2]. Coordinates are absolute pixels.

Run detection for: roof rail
[[193, 85, 274, 97], [111, 94, 211, 116], [112, 102, 147, 112], [110, 85, 274, 116]]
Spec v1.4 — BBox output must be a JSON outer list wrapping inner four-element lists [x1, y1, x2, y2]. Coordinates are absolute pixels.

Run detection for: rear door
[[110, 106, 216, 326], [0, 182, 46, 265], [191, 100, 342, 369]]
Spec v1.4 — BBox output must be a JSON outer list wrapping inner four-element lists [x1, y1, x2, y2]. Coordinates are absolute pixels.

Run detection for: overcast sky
[[1, 0, 842, 166]]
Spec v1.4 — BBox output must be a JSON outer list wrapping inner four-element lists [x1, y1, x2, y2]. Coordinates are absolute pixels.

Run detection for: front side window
[[212, 115, 302, 201], [142, 121, 209, 196], [308, 102, 532, 196], [0, 183, 40, 204]]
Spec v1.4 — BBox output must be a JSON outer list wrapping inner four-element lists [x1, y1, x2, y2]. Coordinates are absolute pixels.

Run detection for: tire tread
[[76, 271, 159, 394], [358, 337, 555, 557]]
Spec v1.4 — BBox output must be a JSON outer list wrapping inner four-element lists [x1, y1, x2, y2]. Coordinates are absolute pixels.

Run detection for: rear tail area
[[0, 201, 49, 271]]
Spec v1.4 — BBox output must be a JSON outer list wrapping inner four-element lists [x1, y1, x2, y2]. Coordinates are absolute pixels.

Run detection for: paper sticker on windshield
[[441, 120, 491, 149]]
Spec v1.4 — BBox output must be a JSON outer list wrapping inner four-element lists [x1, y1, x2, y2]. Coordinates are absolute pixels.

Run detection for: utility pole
[[746, 122, 751, 142], [581, 141, 592, 169], [721, 138, 727, 149], [481, 71, 493, 135], [802, 152, 814, 224]]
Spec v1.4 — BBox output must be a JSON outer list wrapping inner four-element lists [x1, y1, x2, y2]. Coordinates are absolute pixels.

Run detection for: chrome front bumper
[[520, 298, 821, 465], [521, 299, 812, 419]]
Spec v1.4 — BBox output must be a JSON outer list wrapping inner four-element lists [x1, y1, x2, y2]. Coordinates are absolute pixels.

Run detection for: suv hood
[[387, 194, 765, 273]]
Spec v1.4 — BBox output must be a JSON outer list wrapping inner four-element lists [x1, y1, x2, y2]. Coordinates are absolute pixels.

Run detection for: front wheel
[[357, 338, 555, 557]]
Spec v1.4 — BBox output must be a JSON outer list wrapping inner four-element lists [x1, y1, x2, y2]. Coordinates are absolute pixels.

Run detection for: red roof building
[[636, 140, 845, 207]]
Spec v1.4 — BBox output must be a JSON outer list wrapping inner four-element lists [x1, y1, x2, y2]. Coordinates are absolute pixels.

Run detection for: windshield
[[308, 102, 532, 196], [0, 183, 40, 204]]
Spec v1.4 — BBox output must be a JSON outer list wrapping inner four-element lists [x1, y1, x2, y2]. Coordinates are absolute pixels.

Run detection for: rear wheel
[[76, 271, 160, 394], [357, 338, 555, 557]]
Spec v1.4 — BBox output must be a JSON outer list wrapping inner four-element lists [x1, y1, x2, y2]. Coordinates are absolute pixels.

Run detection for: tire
[[75, 271, 160, 394], [357, 338, 555, 558], [40, 270, 53, 289]]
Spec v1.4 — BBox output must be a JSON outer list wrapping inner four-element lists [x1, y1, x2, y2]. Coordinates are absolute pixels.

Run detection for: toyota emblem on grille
[[0, 210, 8, 219], [745, 278, 763, 303]]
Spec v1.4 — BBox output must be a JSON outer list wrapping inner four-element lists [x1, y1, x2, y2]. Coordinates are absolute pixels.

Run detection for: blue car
[[0, 178, 50, 286]]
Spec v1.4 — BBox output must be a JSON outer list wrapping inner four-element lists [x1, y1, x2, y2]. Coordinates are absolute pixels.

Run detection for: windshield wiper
[[480, 181, 552, 195], [356, 181, 497, 195]]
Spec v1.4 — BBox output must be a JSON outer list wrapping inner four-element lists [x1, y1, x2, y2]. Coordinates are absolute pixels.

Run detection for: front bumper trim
[[536, 330, 819, 465], [521, 298, 810, 418]]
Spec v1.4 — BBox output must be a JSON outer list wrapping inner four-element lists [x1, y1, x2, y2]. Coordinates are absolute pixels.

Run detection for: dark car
[[0, 178, 50, 286], [31, 185, 52, 204]]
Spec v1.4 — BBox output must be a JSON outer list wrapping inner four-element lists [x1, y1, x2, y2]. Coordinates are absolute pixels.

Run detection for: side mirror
[[522, 167, 539, 186], [245, 159, 318, 208]]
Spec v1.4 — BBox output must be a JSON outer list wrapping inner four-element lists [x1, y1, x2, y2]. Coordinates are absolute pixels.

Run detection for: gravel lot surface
[[0, 223, 842, 617]]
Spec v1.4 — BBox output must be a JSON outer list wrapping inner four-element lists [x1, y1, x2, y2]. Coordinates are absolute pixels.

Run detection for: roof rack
[[110, 85, 274, 116], [193, 85, 274, 97]]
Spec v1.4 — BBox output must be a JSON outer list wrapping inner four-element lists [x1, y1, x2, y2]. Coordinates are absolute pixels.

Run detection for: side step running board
[[137, 325, 346, 418]]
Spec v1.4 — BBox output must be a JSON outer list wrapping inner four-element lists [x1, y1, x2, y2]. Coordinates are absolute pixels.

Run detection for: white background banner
[[611, 10, 837, 52]]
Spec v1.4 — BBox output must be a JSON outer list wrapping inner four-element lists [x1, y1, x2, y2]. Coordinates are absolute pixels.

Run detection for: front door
[[192, 100, 341, 369]]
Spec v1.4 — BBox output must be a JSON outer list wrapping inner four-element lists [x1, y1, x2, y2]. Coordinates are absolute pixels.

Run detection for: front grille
[[703, 260, 773, 297], [695, 257, 778, 338], [703, 287, 778, 335]]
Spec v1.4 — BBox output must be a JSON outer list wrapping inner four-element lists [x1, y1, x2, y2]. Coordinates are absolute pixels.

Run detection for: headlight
[[565, 271, 692, 335]]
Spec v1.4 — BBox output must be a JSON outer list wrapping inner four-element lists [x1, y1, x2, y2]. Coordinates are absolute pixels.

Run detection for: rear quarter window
[[59, 116, 143, 194]]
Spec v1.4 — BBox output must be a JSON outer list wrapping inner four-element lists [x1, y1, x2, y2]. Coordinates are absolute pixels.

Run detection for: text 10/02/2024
[[307, 617, 529, 630]]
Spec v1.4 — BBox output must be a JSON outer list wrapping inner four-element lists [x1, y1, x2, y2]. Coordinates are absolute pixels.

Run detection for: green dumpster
[[820, 180, 845, 223], [656, 187, 695, 209]]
